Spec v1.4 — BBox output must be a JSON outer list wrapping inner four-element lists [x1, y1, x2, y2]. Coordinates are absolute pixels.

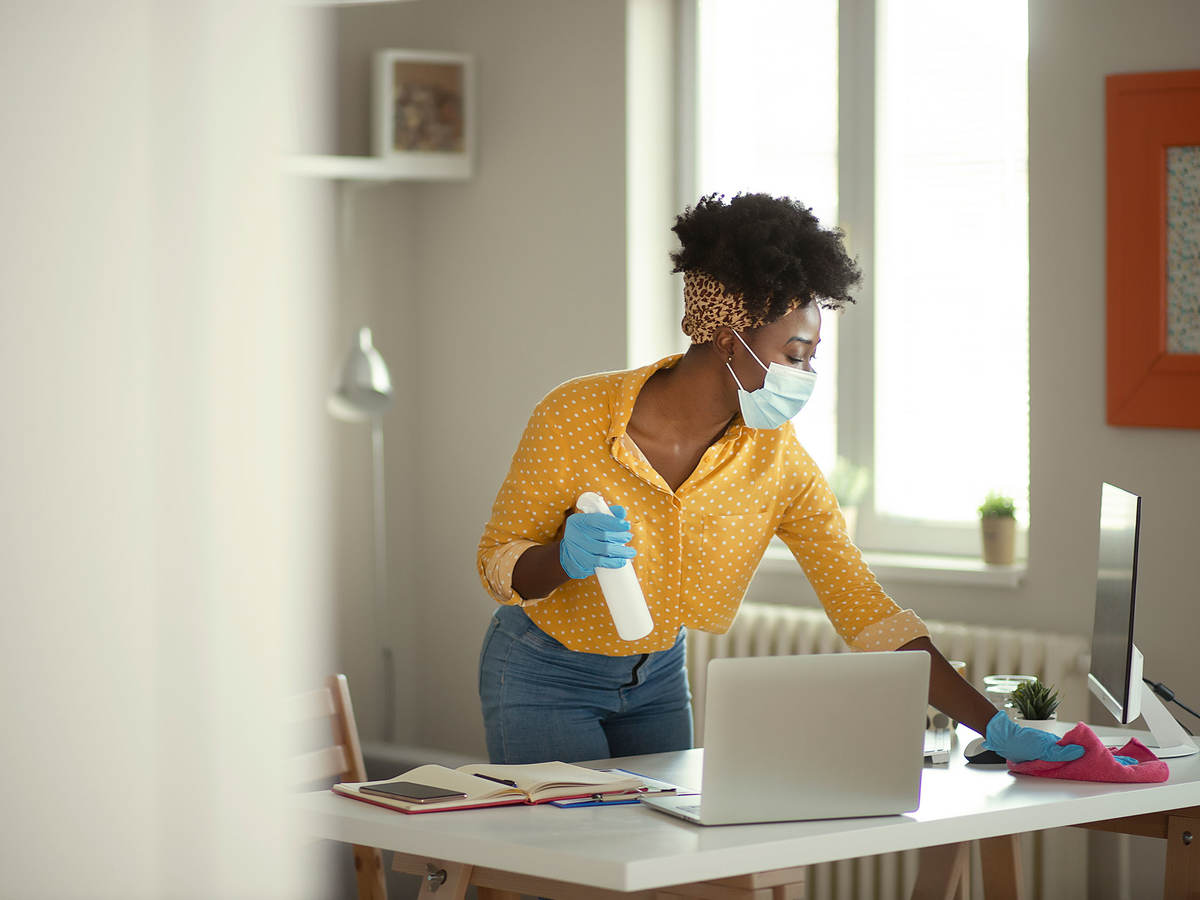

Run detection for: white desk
[[297, 725, 1200, 899]]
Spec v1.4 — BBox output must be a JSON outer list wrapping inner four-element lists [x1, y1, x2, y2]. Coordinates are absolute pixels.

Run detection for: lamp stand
[[371, 416, 395, 743]]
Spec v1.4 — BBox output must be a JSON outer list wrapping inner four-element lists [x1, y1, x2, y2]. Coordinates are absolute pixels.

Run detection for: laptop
[[641, 651, 931, 825]]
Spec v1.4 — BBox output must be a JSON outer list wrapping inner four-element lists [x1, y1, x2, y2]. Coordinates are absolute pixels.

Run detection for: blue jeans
[[478, 604, 693, 764]]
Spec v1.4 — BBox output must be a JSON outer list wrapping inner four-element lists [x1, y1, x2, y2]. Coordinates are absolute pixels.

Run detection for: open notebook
[[333, 761, 645, 814]]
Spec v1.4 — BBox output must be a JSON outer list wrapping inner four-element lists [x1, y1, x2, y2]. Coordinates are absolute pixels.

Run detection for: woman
[[476, 193, 1080, 769]]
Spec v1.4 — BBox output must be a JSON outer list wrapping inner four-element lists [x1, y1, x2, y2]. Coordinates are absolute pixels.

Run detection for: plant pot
[[1016, 716, 1058, 731], [980, 515, 1015, 565]]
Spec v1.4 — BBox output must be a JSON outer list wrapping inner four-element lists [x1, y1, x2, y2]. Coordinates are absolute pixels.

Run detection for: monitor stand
[[1133, 680, 1198, 759], [1088, 643, 1199, 758]]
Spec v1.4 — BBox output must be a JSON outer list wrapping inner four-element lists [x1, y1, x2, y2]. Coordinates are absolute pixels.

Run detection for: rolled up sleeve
[[477, 397, 573, 606]]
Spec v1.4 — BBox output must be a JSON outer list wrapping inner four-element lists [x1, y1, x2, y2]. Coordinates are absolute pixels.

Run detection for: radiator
[[686, 602, 1092, 900]]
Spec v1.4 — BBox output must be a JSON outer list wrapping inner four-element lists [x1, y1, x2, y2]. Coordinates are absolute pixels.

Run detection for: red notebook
[[332, 761, 645, 814]]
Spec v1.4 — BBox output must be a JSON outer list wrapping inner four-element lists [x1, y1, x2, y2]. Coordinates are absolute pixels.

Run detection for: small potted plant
[[828, 457, 870, 541], [978, 491, 1016, 565], [1008, 678, 1061, 727]]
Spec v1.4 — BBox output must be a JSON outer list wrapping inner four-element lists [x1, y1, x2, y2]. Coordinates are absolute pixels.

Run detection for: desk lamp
[[328, 326, 396, 742]]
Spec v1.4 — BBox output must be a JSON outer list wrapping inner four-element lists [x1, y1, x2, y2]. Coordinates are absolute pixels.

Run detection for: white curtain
[[0, 2, 331, 897]]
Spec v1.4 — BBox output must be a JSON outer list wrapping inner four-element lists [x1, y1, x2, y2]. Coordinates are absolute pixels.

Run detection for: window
[[695, 0, 840, 470], [691, 0, 1029, 556]]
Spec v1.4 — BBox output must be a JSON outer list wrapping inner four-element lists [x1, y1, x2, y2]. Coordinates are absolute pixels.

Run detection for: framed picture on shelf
[[373, 49, 474, 180], [1106, 69, 1200, 429]]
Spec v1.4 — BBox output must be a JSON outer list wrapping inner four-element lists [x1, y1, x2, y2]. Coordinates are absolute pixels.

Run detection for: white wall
[[1027, 0, 1200, 706], [328, 0, 628, 754], [1026, 2, 1200, 895]]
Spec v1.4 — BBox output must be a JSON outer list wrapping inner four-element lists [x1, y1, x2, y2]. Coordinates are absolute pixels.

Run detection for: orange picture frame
[[1106, 70, 1200, 429]]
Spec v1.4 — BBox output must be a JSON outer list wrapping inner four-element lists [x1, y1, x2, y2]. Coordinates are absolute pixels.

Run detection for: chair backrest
[[287, 674, 386, 900], [287, 673, 369, 786]]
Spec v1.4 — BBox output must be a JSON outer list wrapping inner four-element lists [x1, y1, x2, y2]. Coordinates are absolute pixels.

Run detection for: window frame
[[680, 0, 1030, 560]]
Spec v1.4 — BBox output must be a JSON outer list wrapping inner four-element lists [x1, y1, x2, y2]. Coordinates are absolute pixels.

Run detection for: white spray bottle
[[575, 491, 654, 641]]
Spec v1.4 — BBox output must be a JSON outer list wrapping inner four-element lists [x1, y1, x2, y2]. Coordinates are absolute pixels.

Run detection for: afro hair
[[670, 193, 861, 321]]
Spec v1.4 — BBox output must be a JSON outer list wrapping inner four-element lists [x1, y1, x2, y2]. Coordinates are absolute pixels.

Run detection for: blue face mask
[[726, 331, 817, 430]]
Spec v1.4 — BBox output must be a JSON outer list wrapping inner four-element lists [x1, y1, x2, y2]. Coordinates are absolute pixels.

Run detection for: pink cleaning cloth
[[1007, 722, 1168, 783]]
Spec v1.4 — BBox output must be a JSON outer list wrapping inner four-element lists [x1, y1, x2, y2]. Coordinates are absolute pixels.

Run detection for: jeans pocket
[[516, 618, 566, 652]]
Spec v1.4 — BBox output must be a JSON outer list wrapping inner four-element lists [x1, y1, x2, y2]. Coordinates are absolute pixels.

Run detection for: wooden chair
[[288, 673, 387, 900]]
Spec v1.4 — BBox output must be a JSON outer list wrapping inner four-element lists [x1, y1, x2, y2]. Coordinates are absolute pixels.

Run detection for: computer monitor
[[1087, 482, 1197, 758]]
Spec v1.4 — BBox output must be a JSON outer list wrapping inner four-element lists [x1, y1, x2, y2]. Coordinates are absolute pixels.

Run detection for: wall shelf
[[284, 154, 422, 182], [285, 154, 470, 182], [292, 1, 417, 6]]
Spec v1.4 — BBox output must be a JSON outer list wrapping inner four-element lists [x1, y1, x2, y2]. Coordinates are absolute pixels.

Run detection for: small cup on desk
[[983, 674, 1037, 687], [982, 674, 1037, 720]]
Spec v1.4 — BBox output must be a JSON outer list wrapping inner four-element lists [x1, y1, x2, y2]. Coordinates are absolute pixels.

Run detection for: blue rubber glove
[[982, 711, 1086, 764], [559, 505, 636, 579]]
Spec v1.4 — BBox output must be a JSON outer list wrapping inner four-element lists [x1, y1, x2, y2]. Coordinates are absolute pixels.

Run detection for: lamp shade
[[328, 327, 393, 421]]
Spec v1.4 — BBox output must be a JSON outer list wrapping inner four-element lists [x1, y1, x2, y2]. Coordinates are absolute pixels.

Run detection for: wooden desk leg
[[912, 842, 968, 900], [351, 845, 387, 900], [978, 834, 1025, 900], [1164, 814, 1200, 900], [475, 890, 523, 900]]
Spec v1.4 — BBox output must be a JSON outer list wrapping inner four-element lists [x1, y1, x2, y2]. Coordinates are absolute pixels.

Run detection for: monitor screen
[[1089, 482, 1141, 723]]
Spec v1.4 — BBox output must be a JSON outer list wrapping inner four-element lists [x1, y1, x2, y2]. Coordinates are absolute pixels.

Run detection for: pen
[[472, 773, 518, 787]]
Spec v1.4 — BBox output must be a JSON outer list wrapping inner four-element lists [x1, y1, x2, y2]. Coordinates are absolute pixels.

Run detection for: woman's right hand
[[558, 505, 637, 579]]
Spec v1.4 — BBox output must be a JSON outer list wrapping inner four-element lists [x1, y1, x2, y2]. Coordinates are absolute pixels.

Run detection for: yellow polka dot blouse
[[477, 355, 929, 656]]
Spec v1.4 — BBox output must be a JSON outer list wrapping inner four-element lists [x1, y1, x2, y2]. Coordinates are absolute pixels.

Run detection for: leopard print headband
[[680, 270, 807, 344]]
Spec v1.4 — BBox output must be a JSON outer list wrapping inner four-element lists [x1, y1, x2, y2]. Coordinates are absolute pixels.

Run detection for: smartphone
[[359, 780, 467, 804]]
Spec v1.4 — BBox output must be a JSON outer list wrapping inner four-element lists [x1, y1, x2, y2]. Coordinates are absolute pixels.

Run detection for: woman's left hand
[[982, 711, 1085, 763]]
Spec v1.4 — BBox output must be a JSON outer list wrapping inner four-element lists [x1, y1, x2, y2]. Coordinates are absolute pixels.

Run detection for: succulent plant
[[978, 491, 1016, 519], [1009, 678, 1061, 721]]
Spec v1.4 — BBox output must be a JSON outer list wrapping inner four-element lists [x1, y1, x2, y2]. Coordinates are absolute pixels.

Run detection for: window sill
[[760, 543, 1025, 589]]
